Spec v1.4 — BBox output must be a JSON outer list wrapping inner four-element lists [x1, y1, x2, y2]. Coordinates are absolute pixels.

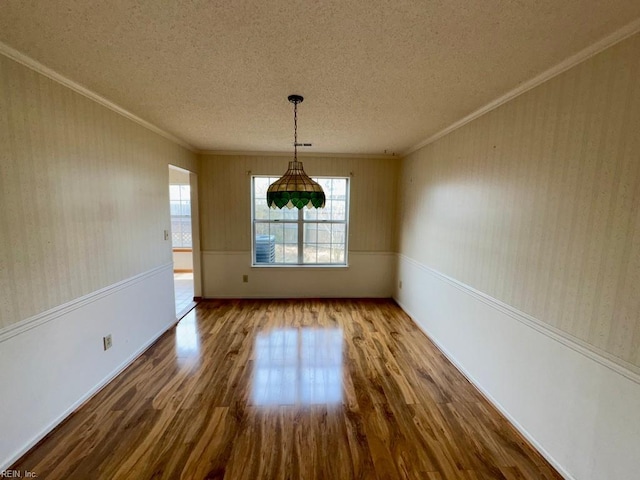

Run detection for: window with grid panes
[[169, 184, 192, 248], [252, 176, 349, 266]]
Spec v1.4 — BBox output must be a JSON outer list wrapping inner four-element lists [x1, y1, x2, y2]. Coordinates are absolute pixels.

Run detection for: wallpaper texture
[[0, 54, 197, 329], [398, 32, 640, 367], [198, 154, 399, 253]]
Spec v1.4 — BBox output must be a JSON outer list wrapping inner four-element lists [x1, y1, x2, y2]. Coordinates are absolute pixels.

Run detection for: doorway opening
[[169, 165, 199, 318]]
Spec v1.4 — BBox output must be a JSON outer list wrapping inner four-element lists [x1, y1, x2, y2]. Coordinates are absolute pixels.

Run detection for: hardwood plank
[[10, 299, 562, 479]]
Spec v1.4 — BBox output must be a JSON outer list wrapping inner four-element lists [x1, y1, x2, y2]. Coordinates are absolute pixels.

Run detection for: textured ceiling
[[1, 1, 640, 155]]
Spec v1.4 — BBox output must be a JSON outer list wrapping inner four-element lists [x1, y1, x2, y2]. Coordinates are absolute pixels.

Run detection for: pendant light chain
[[293, 99, 298, 163]]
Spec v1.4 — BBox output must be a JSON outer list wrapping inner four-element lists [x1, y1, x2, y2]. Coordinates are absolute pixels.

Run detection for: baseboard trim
[[397, 254, 640, 385], [394, 296, 573, 480], [202, 295, 393, 300], [176, 301, 198, 320], [0, 264, 173, 344]]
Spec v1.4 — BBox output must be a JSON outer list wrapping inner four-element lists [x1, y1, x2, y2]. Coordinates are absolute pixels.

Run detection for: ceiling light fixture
[[267, 95, 326, 209]]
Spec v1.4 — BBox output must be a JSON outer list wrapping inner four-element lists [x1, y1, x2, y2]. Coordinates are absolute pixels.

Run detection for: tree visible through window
[[252, 176, 349, 265], [169, 184, 192, 248]]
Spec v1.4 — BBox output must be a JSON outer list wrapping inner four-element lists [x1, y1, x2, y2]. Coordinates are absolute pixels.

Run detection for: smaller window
[[252, 176, 349, 266], [169, 184, 192, 248]]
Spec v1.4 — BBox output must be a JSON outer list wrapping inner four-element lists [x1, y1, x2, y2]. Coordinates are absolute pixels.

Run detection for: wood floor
[[12, 299, 562, 479]]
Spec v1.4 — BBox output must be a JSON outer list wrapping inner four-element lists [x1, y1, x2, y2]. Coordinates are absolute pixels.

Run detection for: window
[[252, 176, 349, 266], [169, 184, 192, 248]]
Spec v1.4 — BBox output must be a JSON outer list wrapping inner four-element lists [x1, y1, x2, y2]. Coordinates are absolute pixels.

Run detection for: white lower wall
[[0, 264, 177, 470], [395, 254, 640, 480], [172, 250, 193, 271], [202, 251, 395, 298]]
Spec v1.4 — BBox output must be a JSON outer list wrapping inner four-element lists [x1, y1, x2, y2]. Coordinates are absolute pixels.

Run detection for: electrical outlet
[[242, 275, 249, 283], [399, 280, 403, 289], [103, 334, 113, 351], [164, 230, 169, 241]]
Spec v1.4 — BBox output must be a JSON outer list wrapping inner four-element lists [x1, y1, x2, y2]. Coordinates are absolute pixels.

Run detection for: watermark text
[[0, 470, 38, 478]]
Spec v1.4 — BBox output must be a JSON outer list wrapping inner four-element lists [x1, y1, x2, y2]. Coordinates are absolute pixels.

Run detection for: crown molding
[[0, 41, 196, 152], [198, 150, 398, 159], [403, 17, 640, 157]]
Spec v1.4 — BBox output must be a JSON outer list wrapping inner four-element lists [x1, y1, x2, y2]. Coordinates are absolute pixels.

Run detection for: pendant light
[[267, 95, 326, 209]]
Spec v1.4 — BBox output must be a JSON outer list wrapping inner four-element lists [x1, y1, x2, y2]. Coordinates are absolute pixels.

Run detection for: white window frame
[[251, 176, 350, 267]]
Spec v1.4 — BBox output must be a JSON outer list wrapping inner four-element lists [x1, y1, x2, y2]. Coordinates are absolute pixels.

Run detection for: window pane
[[180, 185, 190, 199], [318, 178, 332, 193], [254, 177, 270, 196], [265, 205, 295, 221], [316, 245, 331, 263], [303, 206, 318, 221], [284, 244, 298, 263], [284, 224, 297, 243], [317, 201, 332, 221], [254, 179, 269, 216], [274, 244, 285, 263], [303, 244, 318, 263], [268, 206, 283, 221], [255, 223, 269, 236], [331, 245, 345, 263], [272, 222, 285, 245], [282, 207, 298, 221], [330, 200, 346, 220], [317, 225, 331, 243], [304, 223, 317, 243], [254, 201, 270, 220], [181, 231, 192, 247], [331, 223, 345, 244]]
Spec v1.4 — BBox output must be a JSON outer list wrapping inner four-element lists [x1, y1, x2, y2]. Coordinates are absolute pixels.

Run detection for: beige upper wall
[[198, 154, 398, 253], [169, 166, 190, 184], [0, 54, 198, 329], [398, 32, 640, 368]]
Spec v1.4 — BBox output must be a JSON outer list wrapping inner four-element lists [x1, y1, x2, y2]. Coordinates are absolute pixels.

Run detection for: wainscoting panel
[[202, 251, 395, 299], [0, 264, 176, 470], [395, 254, 640, 480]]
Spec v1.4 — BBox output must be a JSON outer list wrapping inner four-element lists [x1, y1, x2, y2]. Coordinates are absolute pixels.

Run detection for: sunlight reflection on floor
[[252, 328, 343, 406], [175, 311, 200, 367]]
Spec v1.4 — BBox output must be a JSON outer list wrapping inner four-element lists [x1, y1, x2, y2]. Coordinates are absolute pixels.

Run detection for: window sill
[[251, 263, 349, 269]]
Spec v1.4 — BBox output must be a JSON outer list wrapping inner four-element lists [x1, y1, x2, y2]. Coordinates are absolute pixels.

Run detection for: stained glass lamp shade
[[266, 161, 325, 209]]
